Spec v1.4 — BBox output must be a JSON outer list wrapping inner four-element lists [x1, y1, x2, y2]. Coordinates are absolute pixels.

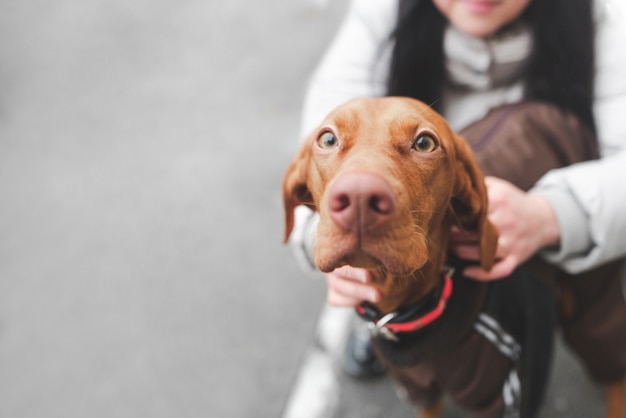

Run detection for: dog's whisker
[[407, 98, 441, 123], [408, 209, 445, 216], [447, 201, 474, 233], [426, 98, 441, 110]]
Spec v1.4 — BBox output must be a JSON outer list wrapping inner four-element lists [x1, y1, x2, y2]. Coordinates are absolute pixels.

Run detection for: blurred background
[[0, 0, 348, 416]]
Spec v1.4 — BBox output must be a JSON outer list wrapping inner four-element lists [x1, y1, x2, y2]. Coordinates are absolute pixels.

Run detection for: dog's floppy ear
[[282, 140, 315, 243], [450, 132, 499, 271]]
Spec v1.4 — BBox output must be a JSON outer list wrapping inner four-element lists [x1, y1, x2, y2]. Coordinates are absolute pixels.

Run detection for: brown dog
[[284, 97, 497, 311], [282, 97, 625, 417]]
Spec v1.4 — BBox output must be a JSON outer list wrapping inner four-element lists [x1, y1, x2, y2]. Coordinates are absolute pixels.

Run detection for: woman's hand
[[449, 176, 561, 280], [325, 265, 380, 307]]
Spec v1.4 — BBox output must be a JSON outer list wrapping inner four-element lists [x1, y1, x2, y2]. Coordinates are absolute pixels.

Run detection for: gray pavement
[[0, 1, 614, 417], [0, 1, 345, 417]]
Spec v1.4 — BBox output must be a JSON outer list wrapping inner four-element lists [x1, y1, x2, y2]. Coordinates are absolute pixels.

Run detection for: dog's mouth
[[314, 230, 427, 277]]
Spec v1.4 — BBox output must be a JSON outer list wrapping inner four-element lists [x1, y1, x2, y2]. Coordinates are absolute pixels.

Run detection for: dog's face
[[283, 97, 497, 286]]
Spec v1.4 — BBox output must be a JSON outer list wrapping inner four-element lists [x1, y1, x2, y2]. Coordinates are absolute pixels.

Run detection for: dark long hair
[[387, 0, 596, 133]]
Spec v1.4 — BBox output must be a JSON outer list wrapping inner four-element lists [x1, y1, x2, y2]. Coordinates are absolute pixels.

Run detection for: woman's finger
[[462, 255, 518, 281], [327, 290, 365, 307], [449, 225, 479, 244], [332, 265, 370, 283], [449, 243, 481, 261], [326, 268, 379, 306]]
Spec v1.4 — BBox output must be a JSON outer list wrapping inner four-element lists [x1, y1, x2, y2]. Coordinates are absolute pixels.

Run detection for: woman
[[291, 0, 626, 380]]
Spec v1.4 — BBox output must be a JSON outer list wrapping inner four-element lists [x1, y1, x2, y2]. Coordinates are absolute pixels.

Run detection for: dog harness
[[362, 265, 543, 417]]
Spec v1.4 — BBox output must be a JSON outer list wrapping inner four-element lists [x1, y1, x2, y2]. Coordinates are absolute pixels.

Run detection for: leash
[[356, 267, 454, 342]]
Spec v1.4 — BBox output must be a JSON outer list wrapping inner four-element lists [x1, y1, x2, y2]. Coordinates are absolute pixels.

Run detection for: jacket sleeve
[[533, 0, 626, 273], [299, 0, 397, 138], [290, 0, 398, 272]]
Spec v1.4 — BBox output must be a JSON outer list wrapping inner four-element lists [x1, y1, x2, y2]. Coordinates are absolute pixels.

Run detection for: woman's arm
[[455, 2, 626, 278], [530, 0, 626, 273], [534, 151, 626, 272], [299, 0, 397, 137]]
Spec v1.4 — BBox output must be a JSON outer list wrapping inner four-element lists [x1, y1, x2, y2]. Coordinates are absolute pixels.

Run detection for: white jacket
[[296, 0, 626, 274]]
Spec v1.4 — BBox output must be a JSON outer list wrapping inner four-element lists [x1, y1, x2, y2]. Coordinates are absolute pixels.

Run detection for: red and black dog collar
[[356, 272, 453, 341]]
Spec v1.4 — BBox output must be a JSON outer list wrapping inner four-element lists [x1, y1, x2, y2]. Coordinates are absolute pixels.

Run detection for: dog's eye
[[317, 132, 339, 150], [412, 135, 437, 153]]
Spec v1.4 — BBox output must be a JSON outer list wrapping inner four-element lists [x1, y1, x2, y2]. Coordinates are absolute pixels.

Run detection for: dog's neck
[[369, 260, 445, 314]]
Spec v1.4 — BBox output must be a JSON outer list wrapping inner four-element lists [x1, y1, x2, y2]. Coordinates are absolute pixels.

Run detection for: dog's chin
[[314, 226, 429, 276], [315, 248, 425, 277]]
